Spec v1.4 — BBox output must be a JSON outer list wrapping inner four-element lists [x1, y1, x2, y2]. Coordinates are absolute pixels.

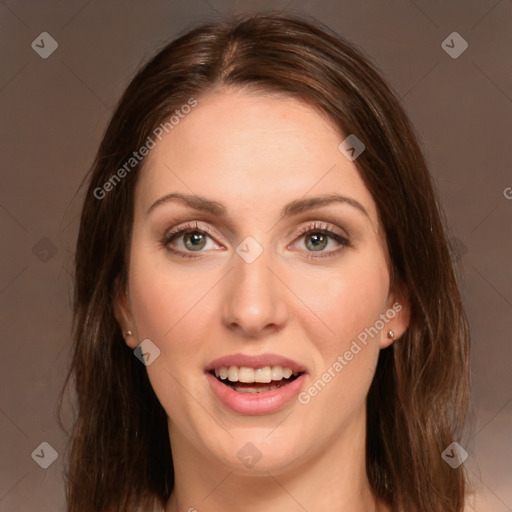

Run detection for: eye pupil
[[184, 232, 206, 251], [306, 233, 328, 251]]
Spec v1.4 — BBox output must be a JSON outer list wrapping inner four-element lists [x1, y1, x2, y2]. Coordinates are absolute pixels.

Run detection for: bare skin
[[115, 88, 409, 512]]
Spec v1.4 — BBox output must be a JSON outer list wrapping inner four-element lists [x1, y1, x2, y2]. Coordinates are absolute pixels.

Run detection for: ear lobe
[[113, 281, 138, 349], [380, 285, 411, 349]]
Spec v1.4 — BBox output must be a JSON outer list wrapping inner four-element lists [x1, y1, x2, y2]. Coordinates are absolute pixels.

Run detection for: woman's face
[[116, 89, 409, 474]]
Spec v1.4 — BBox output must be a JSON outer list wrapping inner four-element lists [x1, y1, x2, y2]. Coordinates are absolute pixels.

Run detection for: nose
[[221, 248, 288, 338]]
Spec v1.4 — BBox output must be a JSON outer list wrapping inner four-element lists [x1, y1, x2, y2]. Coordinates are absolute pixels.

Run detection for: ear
[[113, 277, 138, 349], [380, 282, 411, 349]]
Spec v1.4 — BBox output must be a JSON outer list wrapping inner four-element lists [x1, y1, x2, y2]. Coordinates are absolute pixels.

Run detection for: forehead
[[136, 89, 379, 228]]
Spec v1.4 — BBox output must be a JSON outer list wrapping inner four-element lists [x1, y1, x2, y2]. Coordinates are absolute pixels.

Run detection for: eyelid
[[289, 221, 351, 257], [163, 221, 222, 243], [161, 219, 350, 258], [293, 221, 349, 241]]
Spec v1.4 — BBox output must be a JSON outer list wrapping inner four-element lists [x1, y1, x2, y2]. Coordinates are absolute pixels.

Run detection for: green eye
[[182, 231, 208, 251], [304, 232, 329, 251]]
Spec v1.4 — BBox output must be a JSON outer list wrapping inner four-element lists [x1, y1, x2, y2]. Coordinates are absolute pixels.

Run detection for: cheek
[[129, 256, 210, 355], [292, 248, 389, 413], [128, 256, 215, 424], [296, 249, 390, 352], [128, 226, 203, 326]]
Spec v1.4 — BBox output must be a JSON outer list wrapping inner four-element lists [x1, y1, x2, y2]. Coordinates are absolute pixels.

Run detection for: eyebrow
[[146, 192, 369, 219]]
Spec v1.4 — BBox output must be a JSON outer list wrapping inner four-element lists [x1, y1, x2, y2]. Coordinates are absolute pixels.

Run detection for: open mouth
[[209, 365, 304, 394]]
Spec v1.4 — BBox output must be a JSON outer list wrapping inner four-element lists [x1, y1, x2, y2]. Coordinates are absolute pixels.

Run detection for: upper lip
[[205, 353, 308, 374]]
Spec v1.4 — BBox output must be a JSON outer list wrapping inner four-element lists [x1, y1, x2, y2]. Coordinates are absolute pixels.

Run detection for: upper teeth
[[214, 365, 296, 383]]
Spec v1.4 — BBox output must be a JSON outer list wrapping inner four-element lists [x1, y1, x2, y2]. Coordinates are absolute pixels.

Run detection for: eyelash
[[161, 221, 350, 260]]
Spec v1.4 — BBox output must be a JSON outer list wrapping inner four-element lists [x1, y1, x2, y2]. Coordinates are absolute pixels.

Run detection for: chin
[[203, 428, 310, 475]]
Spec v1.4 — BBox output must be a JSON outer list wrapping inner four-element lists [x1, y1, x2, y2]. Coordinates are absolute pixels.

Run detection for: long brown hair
[[59, 12, 471, 512]]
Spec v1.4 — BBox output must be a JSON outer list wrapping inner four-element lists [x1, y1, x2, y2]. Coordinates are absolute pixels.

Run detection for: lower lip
[[205, 372, 307, 415]]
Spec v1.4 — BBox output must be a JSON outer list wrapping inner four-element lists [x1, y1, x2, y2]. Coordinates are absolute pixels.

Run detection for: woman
[[59, 12, 471, 512]]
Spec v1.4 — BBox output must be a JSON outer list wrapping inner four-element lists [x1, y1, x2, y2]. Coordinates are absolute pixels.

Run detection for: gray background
[[1, 1, 511, 511]]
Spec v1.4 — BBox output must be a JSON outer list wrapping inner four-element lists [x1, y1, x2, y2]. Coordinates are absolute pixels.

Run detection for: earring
[[387, 330, 394, 340], [126, 330, 132, 336]]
